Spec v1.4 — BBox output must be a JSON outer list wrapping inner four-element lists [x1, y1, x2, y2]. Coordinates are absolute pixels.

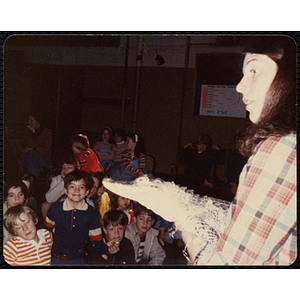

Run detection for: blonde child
[[3, 204, 53, 266]]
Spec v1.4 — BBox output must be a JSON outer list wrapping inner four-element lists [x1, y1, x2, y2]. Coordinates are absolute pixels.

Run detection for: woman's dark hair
[[240, 35, 296, 157], [4, 180, 29, 201], [127, 133, 146, 158]]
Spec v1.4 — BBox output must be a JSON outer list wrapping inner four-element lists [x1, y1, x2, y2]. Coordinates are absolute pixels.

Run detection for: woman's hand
[[176, 222, 206, 263]]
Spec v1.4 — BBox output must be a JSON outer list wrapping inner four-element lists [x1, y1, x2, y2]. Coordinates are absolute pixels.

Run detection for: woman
[[20, 111, 52, 179], [181, 36, 296, 265]]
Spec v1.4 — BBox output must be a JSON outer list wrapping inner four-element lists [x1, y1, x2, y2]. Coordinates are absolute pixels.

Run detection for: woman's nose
[[236, 76, 246, 95]]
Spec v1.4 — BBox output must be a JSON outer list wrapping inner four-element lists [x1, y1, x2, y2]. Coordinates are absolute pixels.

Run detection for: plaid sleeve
[[207, 134, 297, 266]]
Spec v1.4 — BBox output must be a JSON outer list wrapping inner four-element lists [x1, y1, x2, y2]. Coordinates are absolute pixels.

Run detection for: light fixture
[[155, 54, 165, 66]]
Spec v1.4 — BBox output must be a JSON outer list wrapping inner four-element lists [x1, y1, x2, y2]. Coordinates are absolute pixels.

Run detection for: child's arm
[[148, 236, 166, 266], [45, 175, 65, 203], [3, 240, 18, 266]]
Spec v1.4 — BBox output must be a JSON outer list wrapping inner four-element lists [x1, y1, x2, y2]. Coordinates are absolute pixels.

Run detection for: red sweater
[[77, 149, 102, 173]]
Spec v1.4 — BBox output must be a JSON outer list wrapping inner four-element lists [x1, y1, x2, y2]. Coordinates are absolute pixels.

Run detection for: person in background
[[180, 36, 296, 266], [21, 173, 37, 210], [20, 111, 52, 179], [107, 128, 127, 175], [111, 193, 134, 224], [41, 156, 81, 219], [93, 127, 115, 172], [71, 134, 103, 173], [110, 133, 147, 181]]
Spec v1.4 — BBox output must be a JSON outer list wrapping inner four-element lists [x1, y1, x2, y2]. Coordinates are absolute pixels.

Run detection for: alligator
[[103, 175, 231, 264]]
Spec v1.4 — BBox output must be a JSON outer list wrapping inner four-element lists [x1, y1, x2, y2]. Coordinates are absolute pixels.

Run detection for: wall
[[4, 34, 252, 176]]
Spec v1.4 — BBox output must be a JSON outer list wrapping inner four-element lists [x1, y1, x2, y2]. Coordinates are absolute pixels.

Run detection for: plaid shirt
[[207, 134, 296, 266]]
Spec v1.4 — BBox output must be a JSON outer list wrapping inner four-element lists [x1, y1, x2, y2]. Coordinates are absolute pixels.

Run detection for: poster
[[199, 84, 246, 118]]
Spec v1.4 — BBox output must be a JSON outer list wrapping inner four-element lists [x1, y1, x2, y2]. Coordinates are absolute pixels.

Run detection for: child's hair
[[4, 180, 29, 201], [103, 210, 128, 229], [63, 170, 94, 192], [4, 204, 37, 235], [194, 133, 212, 148], [114, 128, 127, 141], [110, 193, 133, 210], [127, 132, 146, 157], [62, 156, 81, 171], [99, 127, 114, 144], [89, 172, 106, 186], [21, 173, 35, 191], [71, 134, 90, 151], [133, 203, 157, 221]]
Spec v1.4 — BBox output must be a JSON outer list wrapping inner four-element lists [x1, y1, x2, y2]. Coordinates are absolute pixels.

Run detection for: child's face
[[196, 143, 207, 152], [134, 213, 155, 235], [64, 179, 89, 205], [72, 145, 81, 155], [97, 185, 105, 198], [126, 137, 136, 151], [88, 177, 100, 198], [61, 163, 75, 179], [117, 196, 130, 211], [5, 187, 26, 208], [13, 213, 38, 243], [102, 129, 110, 142], [114, 134, 122, 143], [104, 223, 125, 242]]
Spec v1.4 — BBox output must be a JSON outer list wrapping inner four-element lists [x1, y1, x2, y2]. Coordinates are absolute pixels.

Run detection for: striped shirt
[[122, 150, 146, 175], [3, 229, 53, 266], [207, 134, 296, 266]]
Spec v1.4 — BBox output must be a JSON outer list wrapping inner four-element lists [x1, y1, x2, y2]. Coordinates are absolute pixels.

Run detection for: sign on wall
[[199, 84, 246, 118]]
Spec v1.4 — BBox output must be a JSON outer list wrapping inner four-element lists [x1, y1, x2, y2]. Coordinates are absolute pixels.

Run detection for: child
[[41, 156, 81, 219], [93, 127, 115, 172], [110, 133, 147, 181], [93, 210, 135, 265], [107, 128, 127, 175], [71, 134, 103, 173], [111, 193, 134, 224], [43, 170, 112, 265], [125, 204, 166, 265], [87, 172, 106, 209], [3, 204, 53, 266], [21, 173, 37, 210], [3, 180, 29, 244]]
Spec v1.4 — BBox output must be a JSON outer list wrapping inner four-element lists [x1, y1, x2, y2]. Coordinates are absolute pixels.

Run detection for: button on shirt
[[44, 198, 107, 259]]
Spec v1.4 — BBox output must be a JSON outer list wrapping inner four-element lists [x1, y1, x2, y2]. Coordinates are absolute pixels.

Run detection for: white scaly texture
[[103, 175, 230, 264]]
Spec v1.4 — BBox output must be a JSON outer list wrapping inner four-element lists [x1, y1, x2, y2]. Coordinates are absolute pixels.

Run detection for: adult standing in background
[[20, 111, 52, 179]]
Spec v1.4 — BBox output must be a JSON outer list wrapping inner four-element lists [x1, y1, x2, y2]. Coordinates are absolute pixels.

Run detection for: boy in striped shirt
[[3, 204, 53, 266]]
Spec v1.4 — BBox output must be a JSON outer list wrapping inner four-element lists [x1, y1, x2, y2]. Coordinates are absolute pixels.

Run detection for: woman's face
[[28, 115, 40, 129], [236, 53, 278, 123]]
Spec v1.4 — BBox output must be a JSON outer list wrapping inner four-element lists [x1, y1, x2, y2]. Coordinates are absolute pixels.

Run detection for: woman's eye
[[250, 69, 257, 75]]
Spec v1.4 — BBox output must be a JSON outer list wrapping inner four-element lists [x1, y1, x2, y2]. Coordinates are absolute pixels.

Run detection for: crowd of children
[[3, 127, 184, 267]]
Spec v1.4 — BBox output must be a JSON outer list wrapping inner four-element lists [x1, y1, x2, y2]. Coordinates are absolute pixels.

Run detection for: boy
[[3, 180, 29, 244], [41, 156, 81, 219], [43, 170, 110, 265], [4, 204, 53, 266], [93, 210, 135, 265], [71, 134, 103, 173], [125, 204, 166, 265]]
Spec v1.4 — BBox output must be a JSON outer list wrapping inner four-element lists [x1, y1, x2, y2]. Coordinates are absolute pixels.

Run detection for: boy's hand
[[105, 238, 120, 255]]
